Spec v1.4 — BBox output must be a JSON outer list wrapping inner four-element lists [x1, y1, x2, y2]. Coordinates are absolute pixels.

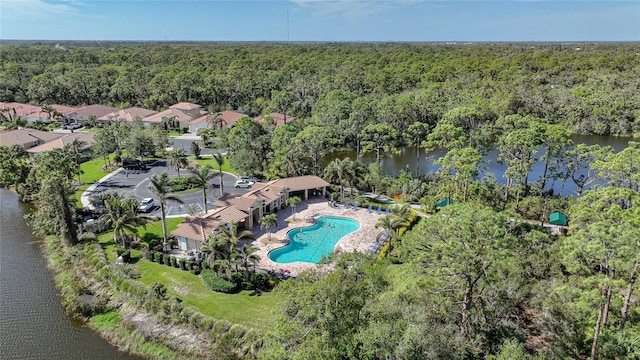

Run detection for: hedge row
[[147, 250, 200, 274]]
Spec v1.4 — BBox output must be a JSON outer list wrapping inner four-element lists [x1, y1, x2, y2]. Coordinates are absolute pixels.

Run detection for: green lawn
[[98, 217, 185, 260], [75, 154, 117, 206], [96, 217, 280, 331], [137, 261, 281, 331], [189, 155, 236, 174]]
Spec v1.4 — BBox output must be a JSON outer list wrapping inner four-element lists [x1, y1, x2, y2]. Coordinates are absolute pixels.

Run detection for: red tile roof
[[219, 111, 251, 127], [97, 107, 158, 122], [26, 132, 95, 153], [67, 105, 120, 120], [143, 109, 193, 123], [269, 175, 330, 192], [0, 129, 63, 148], [171, 205, 249, 241], [188, 114, 209, 125], [169, 102, 202, 110]]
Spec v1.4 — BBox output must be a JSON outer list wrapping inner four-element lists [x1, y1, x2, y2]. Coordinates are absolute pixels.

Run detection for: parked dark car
[[122, 158, 147, 170]]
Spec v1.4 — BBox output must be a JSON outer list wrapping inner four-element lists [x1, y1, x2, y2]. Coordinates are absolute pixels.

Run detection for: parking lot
[[84, 159, 252, 217]]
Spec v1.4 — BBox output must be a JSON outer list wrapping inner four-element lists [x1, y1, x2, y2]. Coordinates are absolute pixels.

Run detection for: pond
[[324, 134, 638, 197], [0, 190, 142, 360]]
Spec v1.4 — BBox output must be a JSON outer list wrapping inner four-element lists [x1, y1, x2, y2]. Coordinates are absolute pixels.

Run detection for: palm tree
[[0, 108, 27, 130], [260, 213, 278, 242], [149, 172, 184, 251], [375, 214, 404, 253], [324, 157, 353, 201], [166, 148, 188, 178], [63, 138, 87, 185], [203, 232, 231, 271], [206, 112, 225, 129], [218, 221, 255, 255], [286, 196, 302, 220], [41, 104, 63, 123], [390, 204, 413, 230], [188, 166, 216, 214], [346, 159, 366, 199], [212, 153, 226, 196], [237, 244, 261, 281], [101, 197, 151, 248]]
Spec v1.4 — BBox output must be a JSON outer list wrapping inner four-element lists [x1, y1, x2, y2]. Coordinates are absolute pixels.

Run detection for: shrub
[[178, 258, 186, 270], [170, 256, 177, 267], [162, 254, 170, 266], [78, 232, 97, 242], [120, 250, 131, 263], [252, 272, 271, 290], [201, 270, 238, 293], [81, 217, 110, 234], [147, 238, 162, 251]]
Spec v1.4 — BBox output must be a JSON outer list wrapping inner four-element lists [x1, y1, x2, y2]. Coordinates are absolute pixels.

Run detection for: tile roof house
[[173, 175, 329, 251], [218, 110, 252, 128], [97, 107, 158, 124], [50, 104, 79, 117], [26, 132, 95, 153], [1, 103, 79, 123], [255, 112, 295, 128], [0, 129, 63, 149], [1, 102, 48, 123], [171, 205, 251, 251], [66, 105, 120, 123], [188, 114, 210, 133], [169, 102, 205, 118], [142, 109, 194, 129]]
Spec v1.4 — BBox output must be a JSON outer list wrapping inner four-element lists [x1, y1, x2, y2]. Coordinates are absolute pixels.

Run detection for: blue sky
[[1, 1, 638, 41]]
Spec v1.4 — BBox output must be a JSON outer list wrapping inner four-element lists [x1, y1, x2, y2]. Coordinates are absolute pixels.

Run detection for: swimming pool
[[268, 215, 360, 264]]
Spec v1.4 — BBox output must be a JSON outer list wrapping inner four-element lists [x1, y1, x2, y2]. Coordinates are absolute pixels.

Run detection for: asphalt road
[[89, 159, 250, 217]]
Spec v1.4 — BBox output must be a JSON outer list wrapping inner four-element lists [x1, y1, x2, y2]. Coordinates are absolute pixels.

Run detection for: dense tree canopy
[[1, 42, 639, 136]]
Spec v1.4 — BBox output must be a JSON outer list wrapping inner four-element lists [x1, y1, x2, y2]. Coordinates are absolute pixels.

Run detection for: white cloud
[[1, 0, 79, 20], [290, 0, 422, 21]]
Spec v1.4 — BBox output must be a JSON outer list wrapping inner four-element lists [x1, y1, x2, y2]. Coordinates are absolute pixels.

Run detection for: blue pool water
[[269, 216, 360, 264]]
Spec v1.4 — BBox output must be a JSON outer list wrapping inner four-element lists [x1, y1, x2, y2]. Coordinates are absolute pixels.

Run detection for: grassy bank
[[43, 229, 267, 359], [97, 218, 281, 331]]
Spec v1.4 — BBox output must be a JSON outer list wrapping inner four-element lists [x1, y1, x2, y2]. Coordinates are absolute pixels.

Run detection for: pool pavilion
[[170, 175, 330, 251]]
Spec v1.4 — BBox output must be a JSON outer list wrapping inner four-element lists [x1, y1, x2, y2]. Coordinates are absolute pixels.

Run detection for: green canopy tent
[[549, 211, 568, 226], [436, 198, 454, 207]]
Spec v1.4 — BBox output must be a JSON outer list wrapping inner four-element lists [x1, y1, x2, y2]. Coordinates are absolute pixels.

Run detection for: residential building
[[187, 114, 210, 133], [0, 129, 63, 149], [26, 132, 95, 153], [171, 205, 251, 251], [66, 105, 120, 124], [97, 107, 158, 125], [171, 175, 329, 251], [169, 102, 206, 118], [142, 108, 194, 129]]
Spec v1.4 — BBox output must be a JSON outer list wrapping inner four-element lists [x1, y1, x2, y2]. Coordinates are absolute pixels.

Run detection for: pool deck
[[248, 198, 383, 276]]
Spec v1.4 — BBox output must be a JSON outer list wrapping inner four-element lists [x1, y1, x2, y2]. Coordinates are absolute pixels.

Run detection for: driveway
[[84, 159, 251, 217], [168, 134, 223, 157]]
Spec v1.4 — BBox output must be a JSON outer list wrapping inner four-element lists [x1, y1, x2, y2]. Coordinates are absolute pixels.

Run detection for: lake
[[0, 190, 142, 360], [325, 134, 637, 197]]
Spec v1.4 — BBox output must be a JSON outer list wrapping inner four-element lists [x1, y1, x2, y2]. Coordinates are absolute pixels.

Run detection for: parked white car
[[138, 198, 155, 212], [234, 180, 254, 189], [238, 176, 257, 183], [63, 122, 82, 130]]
